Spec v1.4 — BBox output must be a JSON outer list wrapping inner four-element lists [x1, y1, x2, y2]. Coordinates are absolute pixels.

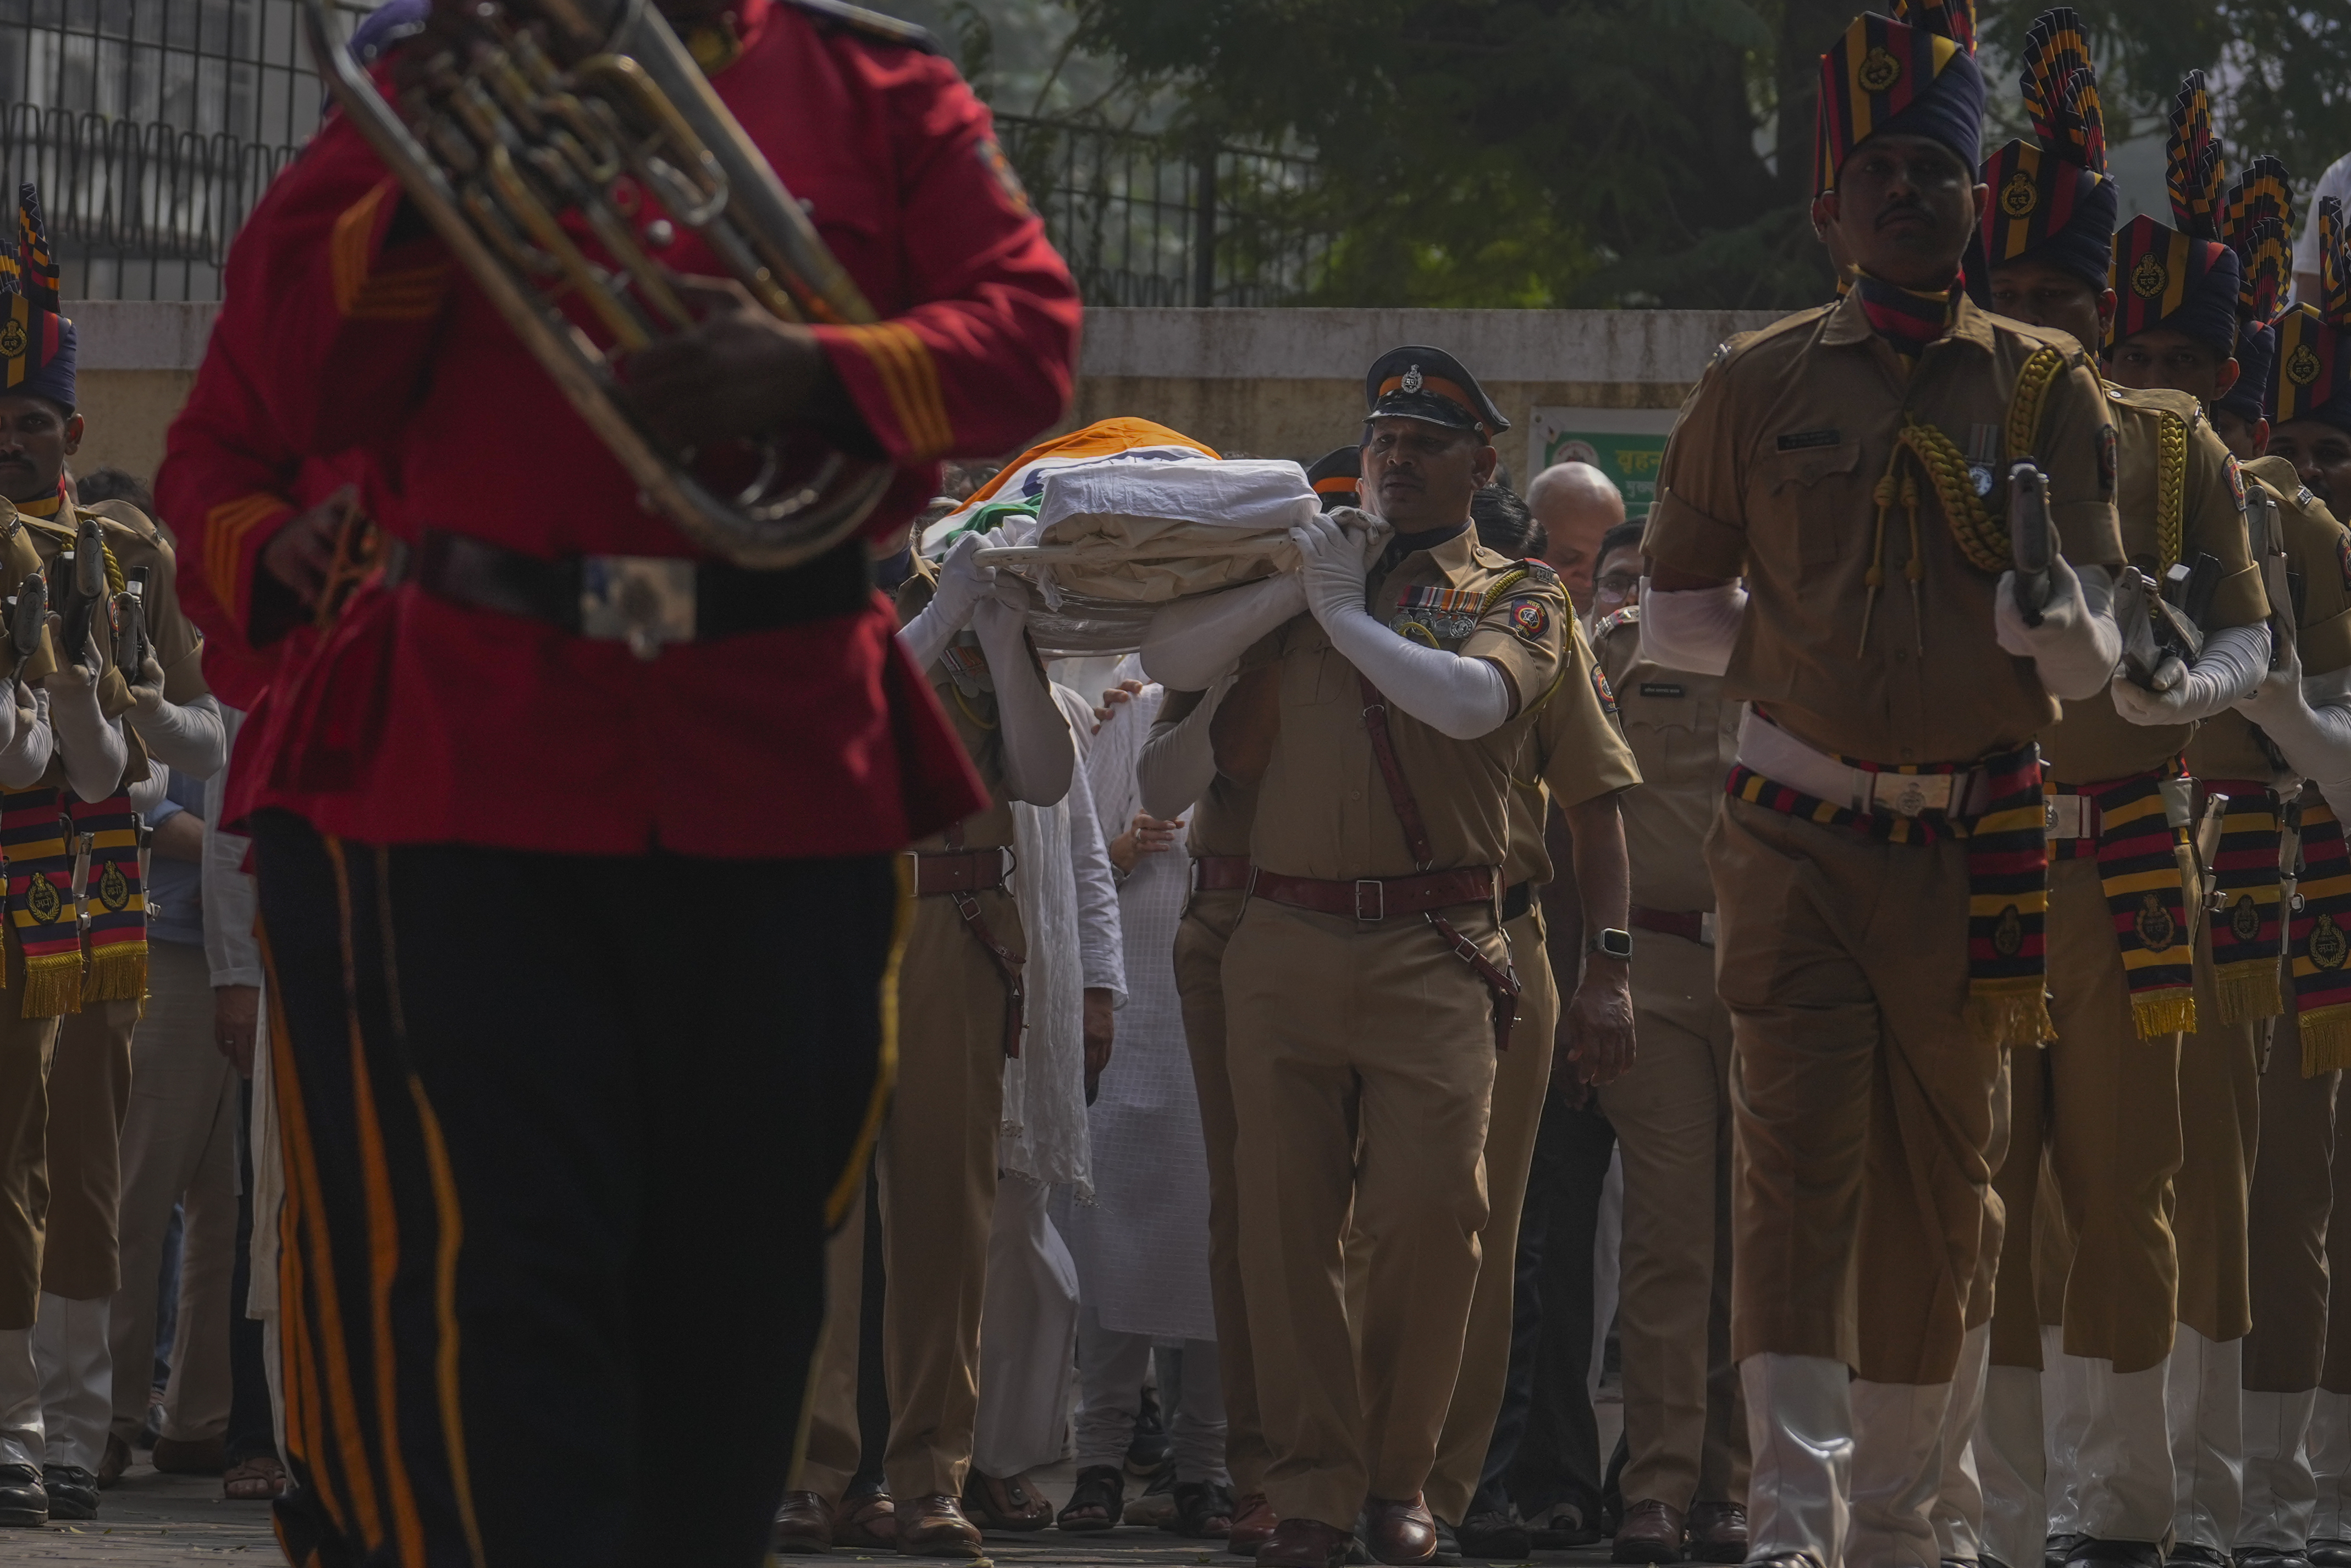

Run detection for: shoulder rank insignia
[[1519, 558, 1561, 585], [1594, 604, 1641, 637], [1393, 584, 1480, 642]]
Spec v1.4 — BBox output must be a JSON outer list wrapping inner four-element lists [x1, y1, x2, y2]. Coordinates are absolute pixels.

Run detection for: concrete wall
[[62, 301, 1790, 498]]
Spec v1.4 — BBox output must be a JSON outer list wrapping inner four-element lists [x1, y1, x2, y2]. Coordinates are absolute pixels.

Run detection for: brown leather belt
[[1630, 905, 1711, 946], [925, 827, 1025, 1058], [1191, 854, 1250, 893], [1249, 865, 1498, 923], [910, 846, 1012, 897]]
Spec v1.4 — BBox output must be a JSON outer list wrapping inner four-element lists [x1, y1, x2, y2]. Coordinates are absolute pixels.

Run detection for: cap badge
[[2131, 254, 2168, 299], [2290, 343, 2324, 386], [1400, 365, 1424, 394], [2001, 170, 2038, 218], [1857, 45, 1902, 93], [0, 321, 26, 358]]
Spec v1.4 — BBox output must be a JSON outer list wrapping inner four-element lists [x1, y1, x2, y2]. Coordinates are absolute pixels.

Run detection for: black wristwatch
[[1587, 927, 1633, 960]]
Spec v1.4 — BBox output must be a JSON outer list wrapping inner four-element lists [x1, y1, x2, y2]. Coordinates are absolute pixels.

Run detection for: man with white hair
[[1527, 462, 1627, 613]]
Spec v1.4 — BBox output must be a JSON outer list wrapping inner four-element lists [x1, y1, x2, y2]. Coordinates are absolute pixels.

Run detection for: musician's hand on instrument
[[620, 277, 838, 450], [1290, 513, 1369, 626], [258, 485, 356, 610]]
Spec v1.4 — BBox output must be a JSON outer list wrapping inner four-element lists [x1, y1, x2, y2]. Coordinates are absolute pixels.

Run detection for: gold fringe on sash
[[84, 939, 146, 1005], [21, 949, 79, 1017]]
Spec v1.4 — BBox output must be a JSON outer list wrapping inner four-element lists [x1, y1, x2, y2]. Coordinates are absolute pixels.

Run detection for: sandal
[[223, 1453, 288, 1500], [1057, 1464, 1125, 1533], [960, 1467, 1052, 1532], [1169, 1480, 1237, 1539]]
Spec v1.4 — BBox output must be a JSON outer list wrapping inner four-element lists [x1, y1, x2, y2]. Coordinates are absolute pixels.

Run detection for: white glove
[[2239, 639, 2351, 800], [0, 683, 49, 791], [1292, 512, 1376, 627], [1993, 558, 2122, 702], [44, 653, 126, 803], [898, 531, 1011, 673], [128, 767, 168, 818], [2108, 621, 2271, 726], [1139, 572, 1307, 691], [971, 594, 1075, 808], [126, 660, 227, 777], [1640, 581, 1747, 676]]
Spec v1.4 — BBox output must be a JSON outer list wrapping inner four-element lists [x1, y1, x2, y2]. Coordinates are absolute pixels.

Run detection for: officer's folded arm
[[1991, 554, 2124, 703], [1291, 512, 1512, 739], [970, 594, 1075, 808], [1139, 571, 1307, 692]]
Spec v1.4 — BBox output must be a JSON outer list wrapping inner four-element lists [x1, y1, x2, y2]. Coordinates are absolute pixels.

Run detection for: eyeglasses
[[1594, 572, 1641, 600]]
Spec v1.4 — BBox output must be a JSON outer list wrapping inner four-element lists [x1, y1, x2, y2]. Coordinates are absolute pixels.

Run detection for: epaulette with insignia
[[1520, 558, 1561, 586], [1594, 604, 1642, 637], [780, 0, 941, 53]]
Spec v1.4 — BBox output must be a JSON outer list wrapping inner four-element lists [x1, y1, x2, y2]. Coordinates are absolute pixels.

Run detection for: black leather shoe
[[2309, 1547, 2351, 1568], [2050, 1537, 2091, 1568], [0, 1462, 46, 1526], [2241, 1552, 2312, 1568], [2166, 1546, 2230, 1568], [2066, 1542, 2167, 1568], [41, 1464, 96, 1521], [1427, 1518, 1462, 1566], [1458, 1508, 1531, 1559]]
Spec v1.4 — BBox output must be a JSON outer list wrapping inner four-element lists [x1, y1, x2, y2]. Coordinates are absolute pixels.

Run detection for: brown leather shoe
[[1685, 1500, 1747, 1564], [1364, 1495, 1438, 1566], [1259, 1517, 1357, 1568], [1230, 1493, 1280, 1558], [1614, 1499, 1687, 1564], [775, 1491, 837, 1555], [896, 1493, 984, 1559], [838, 1492, 898, 1551]]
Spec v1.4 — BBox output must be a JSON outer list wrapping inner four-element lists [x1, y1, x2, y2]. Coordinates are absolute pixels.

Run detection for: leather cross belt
[[1630, 905, 1714, 946], [909, 846, 1013, 897], [1191, 855, 1250, 893], [1249, 865, 1498, 923]]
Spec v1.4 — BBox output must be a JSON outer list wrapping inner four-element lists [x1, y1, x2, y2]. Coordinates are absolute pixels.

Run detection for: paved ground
[[16, 1397, 1627, 1564]]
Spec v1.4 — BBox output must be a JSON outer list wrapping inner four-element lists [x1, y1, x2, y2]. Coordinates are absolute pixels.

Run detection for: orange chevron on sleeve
[[204, 492, 294, 622], [330, 180, 448, 322], [836, 322, 954, 461]]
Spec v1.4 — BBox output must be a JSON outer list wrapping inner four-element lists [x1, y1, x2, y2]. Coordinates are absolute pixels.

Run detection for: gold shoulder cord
[[1479, 565, 1532, 615], [2155, 409, 2187, 575], [1854, 346, 2067, 658]]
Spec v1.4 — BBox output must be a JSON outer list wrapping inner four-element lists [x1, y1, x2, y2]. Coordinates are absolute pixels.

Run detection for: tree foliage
[[1056, 0, 2351, 310]]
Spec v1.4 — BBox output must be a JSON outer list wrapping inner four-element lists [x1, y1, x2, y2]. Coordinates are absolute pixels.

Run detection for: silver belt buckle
[[1870, 770, 1952, 818], [581, 554, 697, 660], [1355, 879, 1385, 921], [1698, 912, 1717, 948]]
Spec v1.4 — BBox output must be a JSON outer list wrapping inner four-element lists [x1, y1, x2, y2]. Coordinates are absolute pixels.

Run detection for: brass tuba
[[299, 0, 893, 568]]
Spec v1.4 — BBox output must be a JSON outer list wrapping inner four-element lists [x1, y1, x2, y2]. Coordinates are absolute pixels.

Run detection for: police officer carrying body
[[0, 182, 227, 1528], [2100, 88, 2351, 1568], [1143, 347, 1612, 1568], [1640, 13, 2127, 1568], [1431, 479, 1641, 1564], [1580, 523, 1751, 1567], [1968, 22, 2272, 1568], [1132, 443, 1371, 1564], [2235, 207, 2351, 1567], [779, 524, 1077, 1558]]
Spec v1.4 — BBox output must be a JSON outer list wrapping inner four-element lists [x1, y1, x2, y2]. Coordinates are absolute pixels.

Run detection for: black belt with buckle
[[384, 529, 874, 656]]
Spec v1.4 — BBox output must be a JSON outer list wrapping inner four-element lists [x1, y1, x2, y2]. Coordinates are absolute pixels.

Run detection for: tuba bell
[[300, 0, 893, 569]]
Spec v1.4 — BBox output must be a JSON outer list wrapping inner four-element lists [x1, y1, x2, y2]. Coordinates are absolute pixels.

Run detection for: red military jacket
[[162, 0, 1073, 855]]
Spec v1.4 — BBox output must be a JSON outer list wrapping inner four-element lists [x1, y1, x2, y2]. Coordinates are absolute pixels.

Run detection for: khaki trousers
[[1987, 855, 2184, 1374], [871, 887, 1019, 1500], [1426, 905, 1558, 1525], [1597, 928, 1746, 1512], [0, 940, 62, 1330], [1176, 887, 1270, 1500], [1708, 796, 1999, 1384], [1225, 897, 1502, 1528], [2174, 949, 2259, 1346], [792, 1187, 867, 1499], [2325, 1080, 2351, 1398], [2244, 1011, 2336, 1392], [39, 997, 133, 1301]]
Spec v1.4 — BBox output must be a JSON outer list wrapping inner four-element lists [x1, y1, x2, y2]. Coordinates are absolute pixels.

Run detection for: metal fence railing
[[0, 4, 1336, 305], [997, 113, 1331, 307]]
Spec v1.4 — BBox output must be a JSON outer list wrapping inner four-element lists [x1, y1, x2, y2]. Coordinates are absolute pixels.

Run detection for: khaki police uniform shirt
[[1644, 288, 2124, 766], [896, 554, 1025, 853], [1591, 604, 1739, 913], [1245, 529, 1574, 880], [2041, 391, 2265, 785], [2188, 455, 2351, 782], [1499, 615, 1641, 888]]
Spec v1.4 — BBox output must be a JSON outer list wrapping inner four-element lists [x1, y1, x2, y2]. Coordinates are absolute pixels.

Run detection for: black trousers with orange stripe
[[251, 811, 898, 1568]]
